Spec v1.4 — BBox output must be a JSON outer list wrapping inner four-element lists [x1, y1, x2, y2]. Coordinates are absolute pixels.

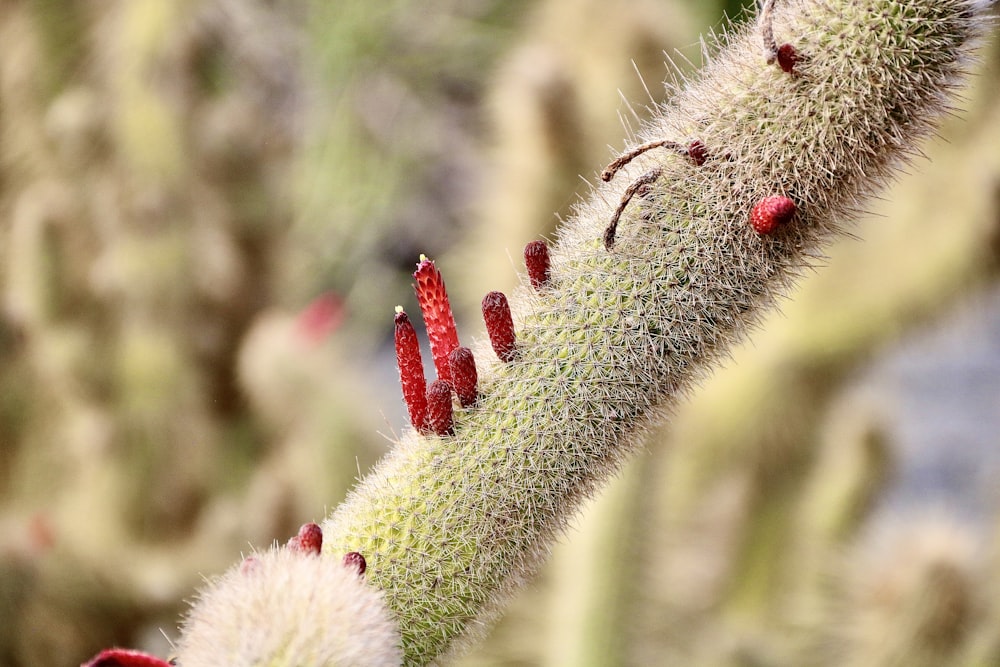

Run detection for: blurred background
[[1, 1, 999, 665]]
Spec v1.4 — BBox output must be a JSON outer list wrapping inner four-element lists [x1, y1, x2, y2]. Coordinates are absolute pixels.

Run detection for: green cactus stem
[[176, 0, 983, 664]]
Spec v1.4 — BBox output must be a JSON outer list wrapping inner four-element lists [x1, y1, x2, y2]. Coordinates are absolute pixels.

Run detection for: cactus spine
[[176, 0, 982, 664]]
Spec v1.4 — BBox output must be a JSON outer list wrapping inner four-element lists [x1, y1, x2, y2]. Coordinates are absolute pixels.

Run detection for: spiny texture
[[177, 548, 403, 666], [179, 0, 982, 664]]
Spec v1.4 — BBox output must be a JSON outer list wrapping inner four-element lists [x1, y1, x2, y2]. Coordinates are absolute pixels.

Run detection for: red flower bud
[[524, 240, 551, 289], [750, 195, 796, 235], [413, 256, 460, 384], [288, 522, 323, 556], [687, 140, 707, 166], [343, 551, 367, 576], [482, 291, 517, 362], [448, 346, 478, 407], [426, 380, 454, 436], [394, 307, 428, 432]]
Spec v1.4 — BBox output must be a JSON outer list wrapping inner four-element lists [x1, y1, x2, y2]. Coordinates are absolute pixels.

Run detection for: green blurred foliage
[[1, 0, 999, 665]]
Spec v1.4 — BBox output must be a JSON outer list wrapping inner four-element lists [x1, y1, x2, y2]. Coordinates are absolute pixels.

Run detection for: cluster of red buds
[[395, 244, 551, 437]]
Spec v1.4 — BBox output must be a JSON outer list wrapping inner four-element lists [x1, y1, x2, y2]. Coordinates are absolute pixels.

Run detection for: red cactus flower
[[413, 256, 460, 384], [687, 140, 708, 166], [295, 291, 345, 344], [394, 307, 429, 432]]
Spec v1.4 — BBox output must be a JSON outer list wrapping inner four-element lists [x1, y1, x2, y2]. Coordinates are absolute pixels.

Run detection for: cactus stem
[[761, 0, 781, 63], [604, 167, 662, 250]]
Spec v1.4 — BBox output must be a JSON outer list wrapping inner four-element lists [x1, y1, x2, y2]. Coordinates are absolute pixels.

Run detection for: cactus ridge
[[175, 0, 983, 664]]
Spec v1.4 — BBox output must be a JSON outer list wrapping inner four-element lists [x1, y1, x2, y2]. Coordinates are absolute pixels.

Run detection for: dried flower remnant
[[482, 291, 517, 362], [413, 256, 460, 384], [604, 168, 662, 249], [394, 306, 429, 432]]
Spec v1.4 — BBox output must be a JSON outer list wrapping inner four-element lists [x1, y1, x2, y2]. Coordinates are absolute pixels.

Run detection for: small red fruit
[[750, 195, 796, 235]]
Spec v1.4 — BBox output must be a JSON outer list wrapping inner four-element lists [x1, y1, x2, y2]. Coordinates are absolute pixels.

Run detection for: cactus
[[167, 0, 983, 664]]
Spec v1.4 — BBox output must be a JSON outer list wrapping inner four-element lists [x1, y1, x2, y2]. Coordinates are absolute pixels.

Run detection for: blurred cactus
[[3, 1, 1000, 666]]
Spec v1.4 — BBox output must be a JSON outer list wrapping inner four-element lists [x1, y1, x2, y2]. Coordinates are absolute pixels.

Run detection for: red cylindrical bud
[[343, 551, 367, 576], [83, 649, 173, 667], [448, 346, 478, 407], [776, 43, 800, 74], [413, 256, 460, 384], [750, 195, 797, 235], [426, 380, 455, 436], [288, 522, 323, 556], [482, 291, 517, 362], [394, 307, 428, 432], [524, 240, 551, 290]]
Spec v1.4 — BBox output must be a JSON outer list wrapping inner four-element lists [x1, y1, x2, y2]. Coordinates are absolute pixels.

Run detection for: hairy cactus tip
[[176, 547, 403, 667], [172, 0, 983, 664]]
